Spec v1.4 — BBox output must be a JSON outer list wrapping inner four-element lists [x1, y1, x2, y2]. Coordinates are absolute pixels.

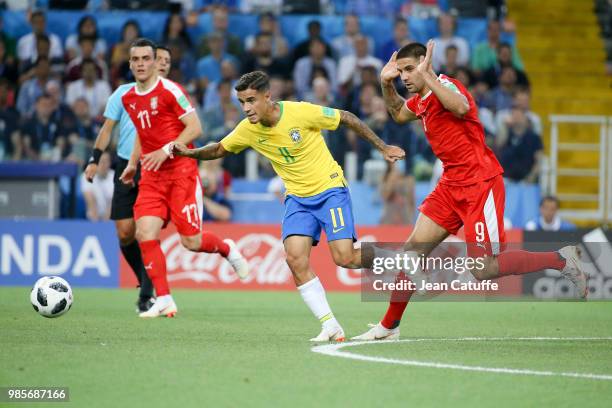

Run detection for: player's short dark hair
[[235, 71, 270, 93], [540, 195, 560, 207], [130, 38, 157, 54], [156, 45, 172, 58], [396, 42, 427, 60]]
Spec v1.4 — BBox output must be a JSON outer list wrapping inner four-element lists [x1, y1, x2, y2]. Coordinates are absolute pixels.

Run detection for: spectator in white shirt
[[65, 58, 111, 120], [81, 151, 114, 221], [337, 34, 383, 88], [431, 13, 470, 71], [17, 10, 63, 64], [331, 14, 375, 59], [495, 88, 542, 145], [293, 38, 337, 99], [64, 15, 107, 62], [244, 12, 289, 59]]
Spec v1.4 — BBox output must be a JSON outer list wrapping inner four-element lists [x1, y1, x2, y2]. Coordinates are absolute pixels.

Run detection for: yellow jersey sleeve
[[220, 120, 251, 154], [298, 102, 341, 131]]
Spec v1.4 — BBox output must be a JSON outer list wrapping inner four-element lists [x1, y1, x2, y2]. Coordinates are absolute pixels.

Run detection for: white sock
[[297, 277, 339, 330], [156, 294, 173, 307]]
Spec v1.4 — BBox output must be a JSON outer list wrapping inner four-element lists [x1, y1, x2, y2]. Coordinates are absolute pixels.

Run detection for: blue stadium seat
[[85, 11, 169, 44], [2, 10, 494, 55], [359, 16, 394, 49], [455, 18, 487, 50], [230, 179, 540, 227], [407, 16, 437, 44]]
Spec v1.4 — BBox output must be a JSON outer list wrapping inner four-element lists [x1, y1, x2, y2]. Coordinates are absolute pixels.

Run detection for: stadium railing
[[548, 114, 612, 223]]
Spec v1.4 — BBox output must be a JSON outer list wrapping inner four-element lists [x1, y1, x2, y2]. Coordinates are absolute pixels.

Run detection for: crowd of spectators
[[0, 3, 547, 223]]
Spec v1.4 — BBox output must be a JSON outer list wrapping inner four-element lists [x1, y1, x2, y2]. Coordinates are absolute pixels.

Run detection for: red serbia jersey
[[406, 74, 503, 186], [122, 77, 198, 180]]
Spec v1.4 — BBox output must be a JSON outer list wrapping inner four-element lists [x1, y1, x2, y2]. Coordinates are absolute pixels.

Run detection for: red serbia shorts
[[134, 174, 203, 236], [419, 175, 506, 257]]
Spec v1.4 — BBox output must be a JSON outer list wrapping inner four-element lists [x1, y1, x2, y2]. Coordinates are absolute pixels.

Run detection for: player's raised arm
[[418, 40, 469, 116], [381, 51, 418, 124], [173, 141, 229, 161], [84, 118, 117, 182], [338, 110, 405, 163]]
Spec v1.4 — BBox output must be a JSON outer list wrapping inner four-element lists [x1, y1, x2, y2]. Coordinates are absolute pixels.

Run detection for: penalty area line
[[311, 337, 612, 381]]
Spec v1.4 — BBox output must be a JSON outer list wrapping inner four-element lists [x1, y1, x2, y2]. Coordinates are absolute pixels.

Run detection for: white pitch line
[[311, 337, 612, 381]]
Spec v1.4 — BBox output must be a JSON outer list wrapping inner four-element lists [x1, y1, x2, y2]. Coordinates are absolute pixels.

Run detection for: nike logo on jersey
[[129, 103, 136, 110], [332, 227, 345, 233], [258, 138, 267, 144], [144, 262, 153, 270]]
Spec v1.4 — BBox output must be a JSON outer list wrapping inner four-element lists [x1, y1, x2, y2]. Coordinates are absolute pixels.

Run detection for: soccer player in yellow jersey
[[173, 71, 404, 341]]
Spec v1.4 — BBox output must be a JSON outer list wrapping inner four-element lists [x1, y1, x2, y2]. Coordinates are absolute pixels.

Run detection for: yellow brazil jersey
[[220, 101, 346, 197]]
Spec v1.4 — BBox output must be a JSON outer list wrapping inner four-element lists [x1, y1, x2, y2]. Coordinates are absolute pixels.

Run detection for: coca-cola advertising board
[[120, 223, 522, 294]]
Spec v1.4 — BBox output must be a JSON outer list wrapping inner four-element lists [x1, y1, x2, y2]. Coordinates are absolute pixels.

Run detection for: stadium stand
[[1, 2, 608, 226]]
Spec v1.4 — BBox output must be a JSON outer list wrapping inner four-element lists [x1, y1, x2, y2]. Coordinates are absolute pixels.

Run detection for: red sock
[[199, 232, 230, 257], [381, 272, 415, 329], [497, 250, 566, 277], [138, 240, 170, 296]]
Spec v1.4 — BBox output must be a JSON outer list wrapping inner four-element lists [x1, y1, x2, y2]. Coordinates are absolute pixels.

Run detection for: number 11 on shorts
[[330, 207, 345, 231]]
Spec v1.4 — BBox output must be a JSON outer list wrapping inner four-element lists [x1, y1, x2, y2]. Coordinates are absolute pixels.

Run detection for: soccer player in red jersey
[[118, 38, 249, 318], [353, 41, 588, 340]]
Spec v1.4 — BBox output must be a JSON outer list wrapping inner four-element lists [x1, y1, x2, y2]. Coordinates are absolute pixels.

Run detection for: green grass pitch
[[1, 287, 611, 407]]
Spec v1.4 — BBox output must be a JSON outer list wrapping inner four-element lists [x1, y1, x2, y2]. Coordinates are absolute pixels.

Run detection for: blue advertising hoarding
[[0, 220, 119, 288]]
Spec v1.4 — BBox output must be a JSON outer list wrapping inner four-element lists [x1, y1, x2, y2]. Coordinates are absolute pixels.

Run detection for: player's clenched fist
[[172, 142, 191, 157], [119, 163, 137, 186], [382, 145, 406, 163], [172, 142, 194, 157]]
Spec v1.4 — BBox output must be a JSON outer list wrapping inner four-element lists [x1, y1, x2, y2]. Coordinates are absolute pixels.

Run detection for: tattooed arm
[[173, 142, 230, 160], [381, 80, 418, 124], [339, 110, 405, 163]]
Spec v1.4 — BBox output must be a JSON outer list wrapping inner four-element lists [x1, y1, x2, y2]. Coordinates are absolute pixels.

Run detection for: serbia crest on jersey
[[122, 77, 198, 180], [406, 74, 503, 186]]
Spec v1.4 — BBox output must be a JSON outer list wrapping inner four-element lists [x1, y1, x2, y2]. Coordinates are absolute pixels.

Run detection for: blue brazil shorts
[[282, 187, 357, 246]]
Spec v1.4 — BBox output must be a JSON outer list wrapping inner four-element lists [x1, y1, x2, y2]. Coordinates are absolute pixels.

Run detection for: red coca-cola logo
[[161, 232, 293, 285]]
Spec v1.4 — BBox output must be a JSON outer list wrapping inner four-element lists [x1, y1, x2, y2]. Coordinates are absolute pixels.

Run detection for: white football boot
[[558, 246, 588, 299], [309, 324, 346, 342], [224, 239, 250, 280], [351, 323, 400, 341], [139, 297, 178, 318]]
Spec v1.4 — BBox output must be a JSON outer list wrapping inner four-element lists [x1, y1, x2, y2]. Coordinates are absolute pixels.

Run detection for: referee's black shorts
[[110, 158, 141, 221]]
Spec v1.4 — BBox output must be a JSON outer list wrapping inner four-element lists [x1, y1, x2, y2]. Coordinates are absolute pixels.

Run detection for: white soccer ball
[[30, 277, 73, 318]]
